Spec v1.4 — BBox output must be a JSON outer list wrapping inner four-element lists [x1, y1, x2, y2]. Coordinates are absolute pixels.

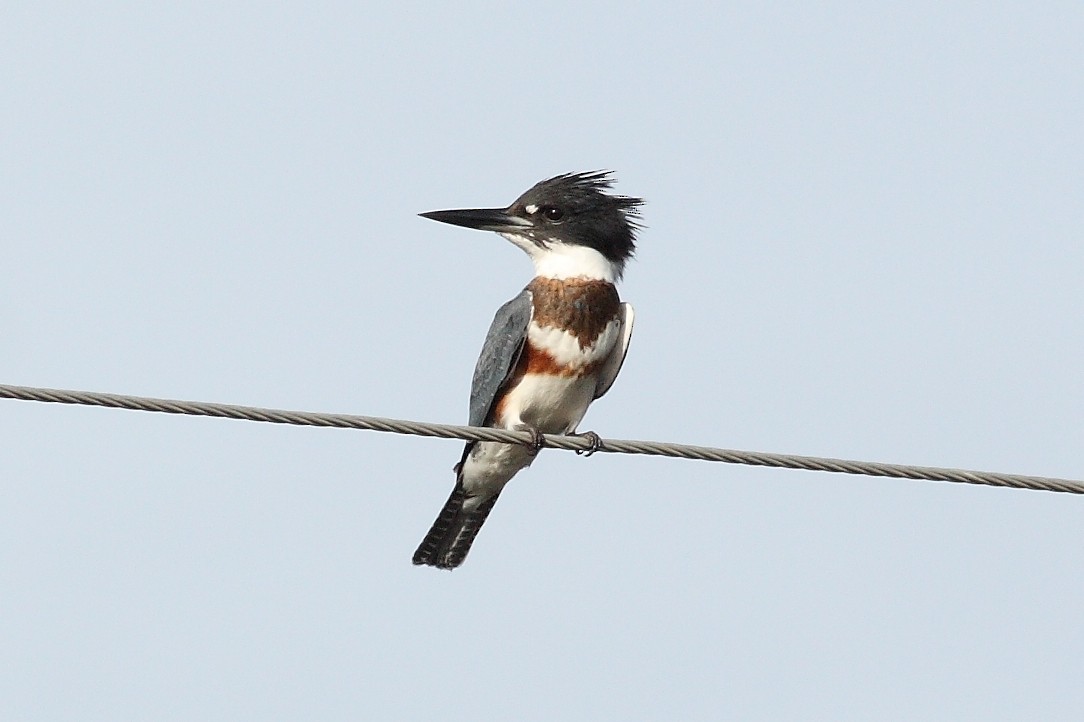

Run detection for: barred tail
[[412, 484, 502, 570]]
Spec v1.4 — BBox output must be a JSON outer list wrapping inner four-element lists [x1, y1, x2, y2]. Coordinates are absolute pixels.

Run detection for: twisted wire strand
[[2, 383, 1081, 495]]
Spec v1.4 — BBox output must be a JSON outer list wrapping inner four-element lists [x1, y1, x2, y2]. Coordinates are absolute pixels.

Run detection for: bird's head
[[420, 171, 643, 281]]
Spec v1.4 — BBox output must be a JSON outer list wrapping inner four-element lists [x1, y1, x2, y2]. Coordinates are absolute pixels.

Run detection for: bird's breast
[[523, 276, 622, 375], [527, 276, 622, 351], [488, 276, 623, 433], [524, 321, 619, 376]]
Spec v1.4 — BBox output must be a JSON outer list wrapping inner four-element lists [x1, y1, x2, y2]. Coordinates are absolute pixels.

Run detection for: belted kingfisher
[[412, 171, 643, 570]]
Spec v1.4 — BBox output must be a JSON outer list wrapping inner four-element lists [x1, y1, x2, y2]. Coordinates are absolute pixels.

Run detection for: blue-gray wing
[[467, 290, 534, 428]]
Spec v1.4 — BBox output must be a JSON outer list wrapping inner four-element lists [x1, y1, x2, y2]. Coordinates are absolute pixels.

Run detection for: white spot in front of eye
[[525, 204, 538, 214]]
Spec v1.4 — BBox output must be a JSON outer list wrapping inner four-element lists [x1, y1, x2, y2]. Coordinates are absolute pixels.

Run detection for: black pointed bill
[[419, 207, 531, 233]]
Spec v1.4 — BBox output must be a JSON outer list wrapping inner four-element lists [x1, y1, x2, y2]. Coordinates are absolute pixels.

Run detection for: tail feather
[[412, 485, 502, 569]]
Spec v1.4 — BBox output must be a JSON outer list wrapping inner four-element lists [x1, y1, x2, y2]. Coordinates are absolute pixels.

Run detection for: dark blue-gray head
[[420, 171, 643, 279]]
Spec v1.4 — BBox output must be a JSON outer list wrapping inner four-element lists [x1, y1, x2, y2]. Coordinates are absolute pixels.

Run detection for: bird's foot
[[571, 430, 603, 457], [514, 424, 546, 455]]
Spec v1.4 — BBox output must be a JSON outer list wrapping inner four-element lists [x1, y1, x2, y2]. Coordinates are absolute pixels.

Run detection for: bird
[[412, 171, 642, 569]]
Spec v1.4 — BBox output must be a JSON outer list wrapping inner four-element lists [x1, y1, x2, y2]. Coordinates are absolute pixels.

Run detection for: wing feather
[[593, 302, 634, 399], [467, 290, 534, 428]]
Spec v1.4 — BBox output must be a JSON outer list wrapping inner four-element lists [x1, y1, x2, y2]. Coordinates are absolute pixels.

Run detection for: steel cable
[[2, 383, 1080, 494]]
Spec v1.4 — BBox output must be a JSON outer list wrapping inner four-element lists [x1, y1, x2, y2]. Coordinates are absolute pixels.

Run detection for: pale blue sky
[[3, 3, 1082, 720]]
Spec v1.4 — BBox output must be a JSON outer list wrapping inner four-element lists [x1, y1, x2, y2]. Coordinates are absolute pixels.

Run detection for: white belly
[[500, 372, 598, 435], [459, 317, 621, 500], [460, 373, 597, 499]]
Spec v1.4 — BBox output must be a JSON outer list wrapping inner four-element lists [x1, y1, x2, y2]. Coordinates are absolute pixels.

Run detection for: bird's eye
[[542, 205, 564, 222]]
